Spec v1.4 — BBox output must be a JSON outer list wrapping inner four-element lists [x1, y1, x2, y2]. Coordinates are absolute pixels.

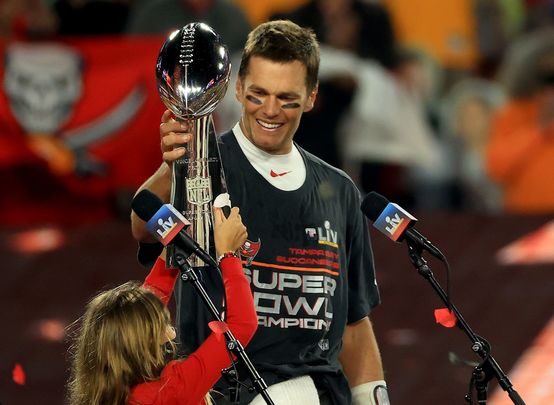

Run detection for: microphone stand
[[405, 241, 525, 405], [174, 250, 275, 405]]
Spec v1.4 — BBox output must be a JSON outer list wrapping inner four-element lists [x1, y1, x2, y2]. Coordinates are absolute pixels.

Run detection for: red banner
[[0, 36, 167, 225]]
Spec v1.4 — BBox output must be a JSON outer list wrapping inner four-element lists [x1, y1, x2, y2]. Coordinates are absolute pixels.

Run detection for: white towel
[[248, 375, 320, 405]]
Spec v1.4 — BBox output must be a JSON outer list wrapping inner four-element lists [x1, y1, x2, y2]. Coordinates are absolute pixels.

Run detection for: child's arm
[[143, 208, 257, 403], [210, 206, 257, 342], [156, 253, 257, 404], [218, 255, 258, 343], [142, 250, 178, 306]]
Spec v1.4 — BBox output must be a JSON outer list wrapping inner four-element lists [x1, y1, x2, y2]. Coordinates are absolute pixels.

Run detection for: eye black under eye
[[246, 95, 262, 105]]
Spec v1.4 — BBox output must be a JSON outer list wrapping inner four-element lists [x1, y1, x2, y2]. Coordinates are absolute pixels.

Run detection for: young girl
[[68, 207, 257, 405]]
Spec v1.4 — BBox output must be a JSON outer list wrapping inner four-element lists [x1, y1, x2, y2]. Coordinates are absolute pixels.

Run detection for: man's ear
[[304, 83, 318, 112], [235, 77, 243, 102]]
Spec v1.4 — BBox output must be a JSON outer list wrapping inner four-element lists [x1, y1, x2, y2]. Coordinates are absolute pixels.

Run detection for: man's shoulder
[[218, 129, 236, 150], [299, 145, 357, 188], [218, 130, 243, 169], [219, 129, 234, 139]]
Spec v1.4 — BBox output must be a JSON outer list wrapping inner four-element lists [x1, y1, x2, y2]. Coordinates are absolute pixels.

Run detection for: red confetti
[[10, 228, 65, 254], [12, 363, 26, 385], [208, 321, 230, 342], [35, 318, 66, 342], [434, 308, 457, 328]]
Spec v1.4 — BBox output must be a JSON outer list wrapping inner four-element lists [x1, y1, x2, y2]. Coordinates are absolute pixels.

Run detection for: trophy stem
[[170, 115, 226, 268]]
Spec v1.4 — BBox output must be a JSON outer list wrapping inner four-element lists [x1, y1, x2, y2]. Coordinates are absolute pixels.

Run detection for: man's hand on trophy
[[160, 109, 193, 164]]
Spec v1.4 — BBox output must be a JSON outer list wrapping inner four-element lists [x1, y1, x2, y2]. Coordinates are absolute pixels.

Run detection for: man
[[131, 20, 389, 405]]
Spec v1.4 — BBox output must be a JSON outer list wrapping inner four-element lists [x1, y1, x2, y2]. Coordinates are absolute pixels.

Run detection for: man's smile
[[257, 119, 283, 130]]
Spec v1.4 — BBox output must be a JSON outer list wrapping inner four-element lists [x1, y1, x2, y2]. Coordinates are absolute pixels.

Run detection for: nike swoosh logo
[[270, 170, 292, 177]]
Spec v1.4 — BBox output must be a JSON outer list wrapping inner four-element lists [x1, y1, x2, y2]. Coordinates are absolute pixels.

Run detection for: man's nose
[[262, 96, 280, 117]]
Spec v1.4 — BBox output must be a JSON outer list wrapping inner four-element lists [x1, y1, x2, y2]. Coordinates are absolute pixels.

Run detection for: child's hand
[[213, 207, 247, 256]]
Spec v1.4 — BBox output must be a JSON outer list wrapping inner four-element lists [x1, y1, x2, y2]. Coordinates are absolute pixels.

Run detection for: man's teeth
[[258, 120, 281, 129]]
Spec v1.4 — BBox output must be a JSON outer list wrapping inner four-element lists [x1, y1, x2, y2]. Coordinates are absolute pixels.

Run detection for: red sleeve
[[130, 256, 257, 405], [219, 256, 258, 342], [142, 256, 179, 305]]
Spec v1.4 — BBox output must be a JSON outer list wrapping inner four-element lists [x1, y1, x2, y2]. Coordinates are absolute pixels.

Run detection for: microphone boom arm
[[174, 249, 275, 405], [405, 240, 525, 405]]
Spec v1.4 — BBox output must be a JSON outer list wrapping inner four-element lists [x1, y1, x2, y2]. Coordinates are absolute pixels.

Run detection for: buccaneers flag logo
[[0, 36, 166, 225], [240, 238, 261, 266]]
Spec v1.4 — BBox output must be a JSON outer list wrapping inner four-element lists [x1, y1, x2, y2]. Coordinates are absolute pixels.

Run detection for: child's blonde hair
[[68, 281, 175, 405]]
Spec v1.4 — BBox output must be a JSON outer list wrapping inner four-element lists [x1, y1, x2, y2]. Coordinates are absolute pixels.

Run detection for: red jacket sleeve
[[142, 256, 178, 305], [129, 256, 258, 405]]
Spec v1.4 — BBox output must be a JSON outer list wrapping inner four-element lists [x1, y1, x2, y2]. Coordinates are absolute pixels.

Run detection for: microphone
[[360, 191, 444, 260], [131, 189, 218, 267]]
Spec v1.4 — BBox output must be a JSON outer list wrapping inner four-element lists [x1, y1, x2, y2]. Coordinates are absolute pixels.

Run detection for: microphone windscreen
[[131, 189, 164, 221], [360, 191, 389, 222]]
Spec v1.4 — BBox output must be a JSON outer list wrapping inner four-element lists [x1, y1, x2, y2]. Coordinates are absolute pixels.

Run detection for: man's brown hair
[[238, 20, 320, 92]]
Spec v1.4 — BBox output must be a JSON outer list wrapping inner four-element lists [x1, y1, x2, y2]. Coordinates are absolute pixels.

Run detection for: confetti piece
[[434, 308, 457, 328], [209, 321, 230, 342], [12, 363, 26, 385], [33, 318, 66, 342], [10, 227, 65, 254]]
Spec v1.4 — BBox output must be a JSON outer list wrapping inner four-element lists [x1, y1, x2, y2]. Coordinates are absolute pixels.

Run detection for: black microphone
[[131, 189, 218, 267], [360, 191, 444, 260]]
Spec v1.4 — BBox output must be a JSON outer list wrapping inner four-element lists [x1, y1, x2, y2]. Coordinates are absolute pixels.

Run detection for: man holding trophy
[[131, 20, 389, 405]]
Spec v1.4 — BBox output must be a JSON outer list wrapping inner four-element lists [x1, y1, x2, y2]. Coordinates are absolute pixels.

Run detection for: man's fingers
[[179, 120, 193, 132], [161, 109, 173, 123], [161, 132, 191, 149], [161, 118, 193, 132], [163, 148, 186, 162]]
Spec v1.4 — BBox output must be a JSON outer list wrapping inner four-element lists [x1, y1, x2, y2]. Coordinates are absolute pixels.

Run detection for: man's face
[[235, 56, 317, 155]]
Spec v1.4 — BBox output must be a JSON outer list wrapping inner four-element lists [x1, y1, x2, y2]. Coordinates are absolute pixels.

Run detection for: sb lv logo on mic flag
[[145, 204, 191, 245], [373, 203, 417, 241]]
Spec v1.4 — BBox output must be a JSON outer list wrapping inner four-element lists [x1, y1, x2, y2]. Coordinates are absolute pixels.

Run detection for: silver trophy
[[156, 22, 231, 267]]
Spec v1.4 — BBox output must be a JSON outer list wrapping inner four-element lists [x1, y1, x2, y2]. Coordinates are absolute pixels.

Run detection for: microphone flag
[[373, 202, 417, 242], [145, 203, 191, 246]]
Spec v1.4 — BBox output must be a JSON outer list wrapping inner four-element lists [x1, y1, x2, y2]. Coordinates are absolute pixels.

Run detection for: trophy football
[[156, 22, 231, 268]]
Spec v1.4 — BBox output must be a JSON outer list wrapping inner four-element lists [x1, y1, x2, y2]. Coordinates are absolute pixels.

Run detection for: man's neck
[[232, 123, 306, 191]]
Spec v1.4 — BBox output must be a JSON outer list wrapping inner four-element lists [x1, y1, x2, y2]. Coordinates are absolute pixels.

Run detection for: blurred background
[[0, 0, 553, 403]]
